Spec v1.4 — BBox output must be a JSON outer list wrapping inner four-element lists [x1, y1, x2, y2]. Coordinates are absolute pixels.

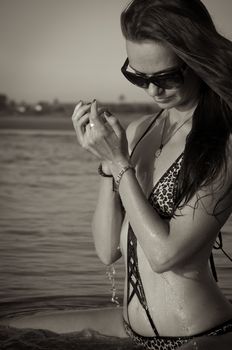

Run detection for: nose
[[146, 83, 163, 98]]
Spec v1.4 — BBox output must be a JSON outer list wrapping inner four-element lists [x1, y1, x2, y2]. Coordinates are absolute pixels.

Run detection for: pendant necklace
[[154, 116, 167, 158], [154, 110, 193, 159]]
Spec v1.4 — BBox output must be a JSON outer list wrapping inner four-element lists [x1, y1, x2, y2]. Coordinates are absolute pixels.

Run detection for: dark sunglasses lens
[[123, 71, 148, 88], [122, 66, 184, 89], [154, 74, 183, 89]]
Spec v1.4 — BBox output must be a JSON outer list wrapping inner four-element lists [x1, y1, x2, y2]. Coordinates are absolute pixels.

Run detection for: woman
[[72, 0, 232, 348]]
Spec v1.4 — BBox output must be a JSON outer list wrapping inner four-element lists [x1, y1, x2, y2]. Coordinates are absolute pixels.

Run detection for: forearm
[[110, 160, 170, 271], [92, 176, 124, 265]]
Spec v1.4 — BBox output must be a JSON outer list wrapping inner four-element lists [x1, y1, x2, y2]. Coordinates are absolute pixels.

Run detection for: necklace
[[154, 110, 193, 159]]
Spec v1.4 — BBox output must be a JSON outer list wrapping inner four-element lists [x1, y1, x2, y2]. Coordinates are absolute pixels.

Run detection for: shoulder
[[126, 110, 163, 153], [175, 135, 232, 229], [172, 135, 232, 234]]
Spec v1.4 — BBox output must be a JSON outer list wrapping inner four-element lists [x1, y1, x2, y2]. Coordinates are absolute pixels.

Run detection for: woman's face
[[126, 40, 201, 111]]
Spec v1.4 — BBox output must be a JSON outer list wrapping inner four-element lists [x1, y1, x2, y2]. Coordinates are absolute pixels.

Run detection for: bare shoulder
[[126, 111, 161, 153], [193, 132, 232, 205], [168, 134, 232, 264]]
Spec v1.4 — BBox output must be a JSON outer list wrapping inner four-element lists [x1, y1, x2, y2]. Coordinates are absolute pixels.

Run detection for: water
[[0, 128, 125, 318], [0, 126, 231, 320]]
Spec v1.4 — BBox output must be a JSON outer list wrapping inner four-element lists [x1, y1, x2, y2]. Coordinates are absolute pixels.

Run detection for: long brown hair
[[121, 0, 232, 215]]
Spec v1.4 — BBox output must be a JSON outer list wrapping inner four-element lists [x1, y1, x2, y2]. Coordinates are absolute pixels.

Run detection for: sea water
[[0, 129, 125, 312], [0, 126, 231, 348]]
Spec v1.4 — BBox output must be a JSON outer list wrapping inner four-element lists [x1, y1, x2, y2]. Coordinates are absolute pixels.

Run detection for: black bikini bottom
[[123, 318, 232, 350]]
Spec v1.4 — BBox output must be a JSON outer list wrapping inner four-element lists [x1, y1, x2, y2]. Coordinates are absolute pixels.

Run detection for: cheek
[[171, 87, 187, 101], [163, 89, 182, 100], [156, 90, 184, 108]]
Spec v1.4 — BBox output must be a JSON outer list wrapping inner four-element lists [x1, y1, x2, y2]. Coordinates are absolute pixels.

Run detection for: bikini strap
[[127, 226, 159, 336], [130, 109, 164, 159], [210, 231, 232, 282]]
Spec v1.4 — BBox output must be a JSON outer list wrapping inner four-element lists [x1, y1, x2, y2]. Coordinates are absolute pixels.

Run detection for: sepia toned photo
[[0, 1, 232, 349]]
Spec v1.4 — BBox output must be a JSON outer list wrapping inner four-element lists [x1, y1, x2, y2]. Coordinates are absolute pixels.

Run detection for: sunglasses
[[121, 58, 187, 90]]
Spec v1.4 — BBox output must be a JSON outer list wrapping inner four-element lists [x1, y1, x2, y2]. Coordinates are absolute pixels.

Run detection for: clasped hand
[[72, 100, 129, 166]]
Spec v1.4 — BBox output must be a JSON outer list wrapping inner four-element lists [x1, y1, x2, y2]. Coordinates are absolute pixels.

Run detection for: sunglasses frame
[[121, 58, 187, 90]]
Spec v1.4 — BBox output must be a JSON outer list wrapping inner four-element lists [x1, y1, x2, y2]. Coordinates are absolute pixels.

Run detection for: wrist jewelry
[[98, 163, 113, 178], [114, 164, 135, 192]]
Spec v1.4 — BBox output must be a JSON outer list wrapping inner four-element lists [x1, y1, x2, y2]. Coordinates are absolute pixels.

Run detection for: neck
[[173, 90, 200, 111], [168, 99, 198, 124]]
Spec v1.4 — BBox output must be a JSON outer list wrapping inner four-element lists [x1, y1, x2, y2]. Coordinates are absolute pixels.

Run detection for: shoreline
[[0, 115, 75, 131], [0, 307, 127, 338], [0, 113, 142, 131]]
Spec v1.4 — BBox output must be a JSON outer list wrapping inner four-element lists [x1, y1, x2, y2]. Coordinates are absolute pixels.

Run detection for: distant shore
[[0, 113, 142, 131], [0, 115, 73, 131]]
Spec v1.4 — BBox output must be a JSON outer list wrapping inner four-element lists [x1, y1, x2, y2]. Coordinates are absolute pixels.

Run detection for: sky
[[0, 0, 232, 104]]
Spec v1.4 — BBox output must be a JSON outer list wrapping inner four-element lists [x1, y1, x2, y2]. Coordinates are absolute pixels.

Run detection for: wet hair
[[121, 0, 232, 215]]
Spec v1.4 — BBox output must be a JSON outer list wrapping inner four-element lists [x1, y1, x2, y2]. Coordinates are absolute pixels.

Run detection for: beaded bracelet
[[114, 164, 135, 192]]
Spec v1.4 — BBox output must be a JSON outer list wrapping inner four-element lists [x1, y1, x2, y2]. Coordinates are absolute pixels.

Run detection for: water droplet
[[106, 264, 120, 307]]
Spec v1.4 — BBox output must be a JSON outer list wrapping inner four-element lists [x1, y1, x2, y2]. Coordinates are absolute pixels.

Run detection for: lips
[[155, 97, 172, 103]]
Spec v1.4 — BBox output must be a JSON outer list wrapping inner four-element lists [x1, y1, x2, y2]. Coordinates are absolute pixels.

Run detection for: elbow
[[91, 219, 122, 266], [149, 253, 179, 274], [96, 249, 122, 266], [151, 263, 171, 274]]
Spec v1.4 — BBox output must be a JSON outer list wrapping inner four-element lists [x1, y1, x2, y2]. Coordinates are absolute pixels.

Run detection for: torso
[[120, 110, 232, 337]]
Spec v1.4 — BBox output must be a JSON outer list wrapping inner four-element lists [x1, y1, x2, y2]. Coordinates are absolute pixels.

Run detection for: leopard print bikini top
[[129, 109, 183, 219], [149, 153, 184, 219]]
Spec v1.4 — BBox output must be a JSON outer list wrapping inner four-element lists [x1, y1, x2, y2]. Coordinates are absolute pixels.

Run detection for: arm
[[91, 164, 124, 265], [110, 154, 232, 273], [72, 102, 124, 265], [71, 100, 143, 266], [106, 115, 232, 273], [91, 116, 149, 265]]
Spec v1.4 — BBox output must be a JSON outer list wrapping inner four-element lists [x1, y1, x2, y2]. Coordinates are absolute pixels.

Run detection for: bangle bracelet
[[98, 163, 113, 178], [114, 164, 135, 192]]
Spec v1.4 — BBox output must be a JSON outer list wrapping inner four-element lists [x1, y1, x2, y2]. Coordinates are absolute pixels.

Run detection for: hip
[[123, 317, 232, 350]]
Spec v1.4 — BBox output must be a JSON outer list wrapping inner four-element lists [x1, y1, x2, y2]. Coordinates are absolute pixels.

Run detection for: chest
[[130, 122, 185, 198]]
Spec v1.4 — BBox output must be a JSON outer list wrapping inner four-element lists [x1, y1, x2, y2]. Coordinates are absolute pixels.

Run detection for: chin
[[155, 99, 178, 109]]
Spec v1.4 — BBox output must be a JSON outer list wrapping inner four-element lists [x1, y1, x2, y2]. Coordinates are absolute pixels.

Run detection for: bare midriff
[[121, 228, 232, 337]]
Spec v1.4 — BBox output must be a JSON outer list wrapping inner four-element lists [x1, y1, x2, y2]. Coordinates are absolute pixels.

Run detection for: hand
[[84, 100, 129, 164], [72, 100, 91, 145], [71, 100, 104, 158]]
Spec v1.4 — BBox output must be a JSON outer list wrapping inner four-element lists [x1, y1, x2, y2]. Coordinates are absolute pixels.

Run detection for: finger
[[85, 123, 92, 142], [72, 101, 84, 119], [84, 124, 101, 158], [79, 113, 91, 132], [98, 107, 108, 123], [89, 100, 103, 127], [90, 99, 98, 119], [73, 112, 89, 132], [104, 113, 124, 138], [72, 104, 91, 121], [73, 113, 90, 144], [72, 103, 91, 122], [72, 100, 83, 115]]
